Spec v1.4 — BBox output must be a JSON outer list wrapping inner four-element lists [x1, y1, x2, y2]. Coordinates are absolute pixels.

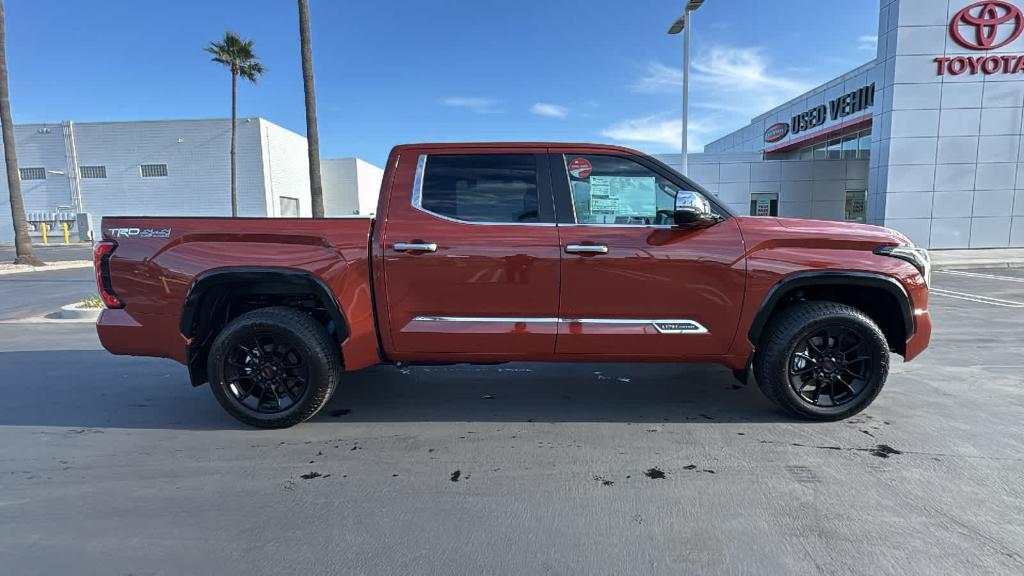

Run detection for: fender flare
[[747, 271, 914, 345], [180, 268, 349, 385], [180, 267, 348, 339]]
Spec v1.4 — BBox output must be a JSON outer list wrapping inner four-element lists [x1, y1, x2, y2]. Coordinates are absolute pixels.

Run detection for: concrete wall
[[871, 0, 1024, 248], [258, 119, 313, 217], [657, 154, 869, 219], [321, 157, 384, 216]]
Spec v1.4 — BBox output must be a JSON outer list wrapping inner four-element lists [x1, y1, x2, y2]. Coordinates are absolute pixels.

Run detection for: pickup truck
[[95, 142, 932, 428]]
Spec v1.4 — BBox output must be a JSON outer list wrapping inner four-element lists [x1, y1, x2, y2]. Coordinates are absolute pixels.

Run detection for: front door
[[381, 149, 561, 358], [551, 151, 747, 357]]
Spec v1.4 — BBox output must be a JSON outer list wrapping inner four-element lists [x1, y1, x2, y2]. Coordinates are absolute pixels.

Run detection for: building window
[[842, 135, 858, 159], [419, 154, 539, 223], [19, 167, 45, 180], [845, 190, 867, 223], [80, 165, 107, 179], [750, 193, 778, 217], [279, 196, 299, 217], [140, 164, 168, 178], [857, 130, 872, 159]]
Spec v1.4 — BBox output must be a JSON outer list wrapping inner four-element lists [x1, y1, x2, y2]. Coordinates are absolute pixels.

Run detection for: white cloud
[[632, 61, 684, 93], [441, 96, 501, 113], [601, 115, 712, 153], [530, 102, 568, 118], [611, 45, 821, 152], [858, 35, 878, 52]]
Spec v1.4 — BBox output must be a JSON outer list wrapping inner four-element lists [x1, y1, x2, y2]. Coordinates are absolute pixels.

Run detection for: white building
[[660, 0, 1024, 249], [0, 117, 383, 242], [322, 157, 385, 216]]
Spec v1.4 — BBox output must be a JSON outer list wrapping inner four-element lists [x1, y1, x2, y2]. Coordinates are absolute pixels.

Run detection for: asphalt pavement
[[0, 267, 94, 320], [0, 267, 1022, 575], [0, 243, 92, 263]]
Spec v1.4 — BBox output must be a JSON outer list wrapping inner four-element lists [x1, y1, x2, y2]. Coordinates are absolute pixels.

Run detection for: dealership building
[[658, 0, 1024, 249], [0, 118, 383, 243]]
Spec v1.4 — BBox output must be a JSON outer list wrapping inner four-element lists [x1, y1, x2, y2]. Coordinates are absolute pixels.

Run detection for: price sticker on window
[[567, 157, 593, 179]]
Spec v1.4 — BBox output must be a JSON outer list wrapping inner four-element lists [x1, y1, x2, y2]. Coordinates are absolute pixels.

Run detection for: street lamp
[[668, 0, 704, 176]]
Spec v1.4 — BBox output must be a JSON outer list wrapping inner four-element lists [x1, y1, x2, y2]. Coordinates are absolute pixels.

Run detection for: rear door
[[380, 148, 561, 358], [551, 151, 747, 357]]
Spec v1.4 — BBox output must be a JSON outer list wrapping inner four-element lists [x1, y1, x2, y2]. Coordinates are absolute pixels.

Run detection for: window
[[80, 165, 107, 179], [19, 167, 45, 180], [812, 142, 827, 160], [279, 196, 299, 217], [750, 193, 779, 217], [857, 130, 872, 159], [140, 163, 168, 178], [842, 135, 858, 159], [563, 154, 684, 225], [419, 154, 539, 223], [845, 190, 867, 223], [826, 139, 842, 160]]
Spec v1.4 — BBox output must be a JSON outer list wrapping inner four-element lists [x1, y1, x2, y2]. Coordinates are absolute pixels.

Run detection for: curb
[[59, 304, 102, 320]]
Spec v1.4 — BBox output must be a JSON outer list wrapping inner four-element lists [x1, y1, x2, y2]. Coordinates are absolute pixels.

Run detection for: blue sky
[[6, 0, 878, 166]]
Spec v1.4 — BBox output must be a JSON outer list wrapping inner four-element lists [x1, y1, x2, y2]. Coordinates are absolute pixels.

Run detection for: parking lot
[[1, 264, 1022, 575]]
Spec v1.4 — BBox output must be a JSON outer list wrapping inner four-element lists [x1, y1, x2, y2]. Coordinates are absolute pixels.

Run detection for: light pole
[[668, 0, 704, 176]]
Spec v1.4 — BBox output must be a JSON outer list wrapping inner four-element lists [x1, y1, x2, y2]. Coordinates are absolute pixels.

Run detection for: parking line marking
[[930, 288, 1024, 308], [938, 270, 1024, 283]]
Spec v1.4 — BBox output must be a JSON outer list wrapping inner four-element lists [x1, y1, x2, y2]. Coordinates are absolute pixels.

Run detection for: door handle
[[565, 244, 609, 254], [393, 242, 438, 253]]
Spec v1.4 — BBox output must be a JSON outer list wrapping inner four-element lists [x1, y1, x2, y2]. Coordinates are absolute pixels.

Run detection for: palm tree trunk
[[0, 0, 42, 266], [298, 0, 324, 218], [230, 70, 238, 217]]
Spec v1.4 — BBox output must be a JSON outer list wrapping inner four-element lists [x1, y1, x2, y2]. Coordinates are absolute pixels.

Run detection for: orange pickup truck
[[95, 142, 931, 428]]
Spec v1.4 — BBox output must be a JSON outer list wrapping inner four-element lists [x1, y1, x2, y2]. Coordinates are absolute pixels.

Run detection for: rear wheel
[[754, 301, 889, 421], [207, 307, 340, 428]]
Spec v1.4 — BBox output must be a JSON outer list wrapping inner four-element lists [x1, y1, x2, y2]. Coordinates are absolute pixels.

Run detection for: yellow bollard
[[41, 222, 48, 245], [63, 222, 70, 244]]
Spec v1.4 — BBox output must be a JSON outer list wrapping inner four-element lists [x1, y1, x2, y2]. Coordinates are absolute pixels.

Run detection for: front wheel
[[207, 307, 340, 428], [754, 301, 889, 421]]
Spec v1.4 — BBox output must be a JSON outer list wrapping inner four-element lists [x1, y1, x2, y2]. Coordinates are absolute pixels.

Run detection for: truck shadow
[[317, 362, 783, 424], [0, 350, 789, 430]]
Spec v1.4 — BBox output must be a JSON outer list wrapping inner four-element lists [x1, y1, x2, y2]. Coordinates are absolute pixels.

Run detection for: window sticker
[[589, 176, 657, 217], [567, 157, 593, 179]]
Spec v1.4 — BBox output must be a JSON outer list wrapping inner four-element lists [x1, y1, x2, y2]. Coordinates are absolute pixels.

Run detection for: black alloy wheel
[[208, 306, 340, 428], [222, 330, 310, 414], [787, 325, 873, 407], [754, 300, 889, 421]]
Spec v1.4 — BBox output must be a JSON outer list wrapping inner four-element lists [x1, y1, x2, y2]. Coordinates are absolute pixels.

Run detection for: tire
[[207, 306, 340, 428], [753, 301, 889, 421]]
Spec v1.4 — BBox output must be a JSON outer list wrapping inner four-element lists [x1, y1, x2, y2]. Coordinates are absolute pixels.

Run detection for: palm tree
[[205, 31, 265, 217], [298, 0, 324, 218], [0, 0, 42, 265]]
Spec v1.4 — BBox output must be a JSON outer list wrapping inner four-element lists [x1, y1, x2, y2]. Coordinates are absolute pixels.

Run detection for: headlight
[[874, 245, 931, 286]]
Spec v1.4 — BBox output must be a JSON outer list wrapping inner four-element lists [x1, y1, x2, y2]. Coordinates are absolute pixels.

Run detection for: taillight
[[93, 241, 123, 308]]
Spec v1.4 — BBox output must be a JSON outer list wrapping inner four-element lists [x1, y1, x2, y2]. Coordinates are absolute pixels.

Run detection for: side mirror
[[673, 190, 717, 227]]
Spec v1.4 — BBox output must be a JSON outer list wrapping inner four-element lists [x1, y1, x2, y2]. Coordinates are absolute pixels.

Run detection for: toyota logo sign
[[764, 123, 789, 143], [950, 1, 1024, 50]]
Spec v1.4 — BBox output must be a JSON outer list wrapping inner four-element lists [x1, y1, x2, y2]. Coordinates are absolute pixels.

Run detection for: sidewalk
[[930, 248, 1024, 271]]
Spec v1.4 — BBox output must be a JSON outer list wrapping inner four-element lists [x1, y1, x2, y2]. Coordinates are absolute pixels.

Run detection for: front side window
[[563, 154, 683, 225], [419, 154, 539, 223]]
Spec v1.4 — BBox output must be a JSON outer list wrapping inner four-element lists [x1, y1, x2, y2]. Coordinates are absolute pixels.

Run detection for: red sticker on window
[[568, 157, 592, 179]]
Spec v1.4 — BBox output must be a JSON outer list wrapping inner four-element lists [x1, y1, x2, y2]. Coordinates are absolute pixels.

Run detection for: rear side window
[[419, 154, 539, 223]]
